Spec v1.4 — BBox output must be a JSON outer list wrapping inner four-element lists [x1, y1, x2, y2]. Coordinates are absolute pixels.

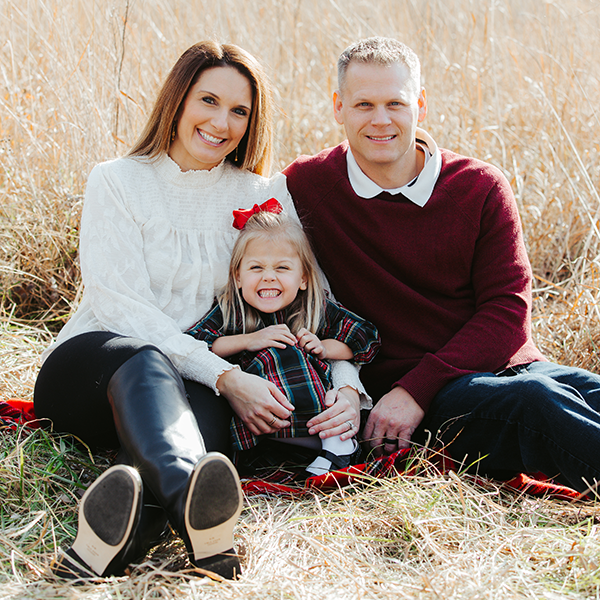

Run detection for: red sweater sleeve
[[285, 145, 544, 412], [396, 174, 540, 408]]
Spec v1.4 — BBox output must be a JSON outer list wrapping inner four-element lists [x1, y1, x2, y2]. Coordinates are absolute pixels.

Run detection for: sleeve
[[396, 175, 536, 410], [320, 299, 381, 365], [186, 302, 224, 349], [79, 164, 238, 392]]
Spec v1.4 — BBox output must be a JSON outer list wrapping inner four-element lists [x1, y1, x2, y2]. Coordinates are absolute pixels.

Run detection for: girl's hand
[[306, 386, 360, 441], [216, 368, 295, 435], [246, 324, 297, 352], [296, 328, 326, 358]]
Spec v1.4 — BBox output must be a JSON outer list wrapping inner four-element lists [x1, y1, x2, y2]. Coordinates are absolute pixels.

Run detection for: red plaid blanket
[[0, 399, 583, 500]]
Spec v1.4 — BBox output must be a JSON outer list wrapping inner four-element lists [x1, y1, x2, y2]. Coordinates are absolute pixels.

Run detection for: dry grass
[[2, 0, 600, 597]]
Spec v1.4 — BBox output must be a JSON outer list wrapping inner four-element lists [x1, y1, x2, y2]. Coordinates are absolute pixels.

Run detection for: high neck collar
[[152, 153, 228, 188]]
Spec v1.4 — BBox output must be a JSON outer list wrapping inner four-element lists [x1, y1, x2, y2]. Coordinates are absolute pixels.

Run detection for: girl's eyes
[[248, 265, 290, 271]]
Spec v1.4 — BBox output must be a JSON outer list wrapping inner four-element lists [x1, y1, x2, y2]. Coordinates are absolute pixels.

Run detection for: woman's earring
[[171, 125, 176, 142], [234, 146, 239, 163]]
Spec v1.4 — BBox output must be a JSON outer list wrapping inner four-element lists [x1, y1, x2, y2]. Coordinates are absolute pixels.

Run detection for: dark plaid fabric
[[187, 299, 381, 451]]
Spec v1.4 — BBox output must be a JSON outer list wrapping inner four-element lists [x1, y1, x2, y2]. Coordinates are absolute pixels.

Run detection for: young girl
[[187, 203, 380, 477]]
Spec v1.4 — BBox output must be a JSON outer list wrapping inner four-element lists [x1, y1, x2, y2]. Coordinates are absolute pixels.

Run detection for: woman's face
[[169, 66, 253, 172]]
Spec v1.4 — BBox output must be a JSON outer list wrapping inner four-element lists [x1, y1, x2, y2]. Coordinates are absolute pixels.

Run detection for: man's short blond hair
[[337, 37, 421, 96]]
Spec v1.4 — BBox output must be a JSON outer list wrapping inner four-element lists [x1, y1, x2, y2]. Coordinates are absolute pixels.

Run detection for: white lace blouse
[[47, 154, 364, 398]]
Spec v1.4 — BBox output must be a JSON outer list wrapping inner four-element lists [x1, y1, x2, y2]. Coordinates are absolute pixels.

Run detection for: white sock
[[305, 435, 357, 476]]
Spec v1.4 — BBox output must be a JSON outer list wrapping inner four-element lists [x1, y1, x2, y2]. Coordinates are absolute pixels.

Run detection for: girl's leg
[[239, 345, 358, 476]]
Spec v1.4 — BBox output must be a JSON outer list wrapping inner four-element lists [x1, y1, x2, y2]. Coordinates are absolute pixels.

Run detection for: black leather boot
[[51, 464, 143, 579], [106, 349, 243, 579]]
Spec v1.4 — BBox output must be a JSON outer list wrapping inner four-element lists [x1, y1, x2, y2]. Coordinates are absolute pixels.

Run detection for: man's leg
[[413, 362, 600, 493]]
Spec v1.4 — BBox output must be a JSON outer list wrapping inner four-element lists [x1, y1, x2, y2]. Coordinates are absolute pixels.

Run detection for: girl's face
[[236, 237, 307, 313], [169, 66, 253, 172]]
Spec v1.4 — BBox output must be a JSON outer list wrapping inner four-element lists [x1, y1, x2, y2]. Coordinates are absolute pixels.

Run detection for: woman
[[34, 41, 362, 580]]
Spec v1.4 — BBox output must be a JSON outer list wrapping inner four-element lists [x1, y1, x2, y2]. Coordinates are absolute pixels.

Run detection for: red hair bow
[[232, 198, 283, 230]]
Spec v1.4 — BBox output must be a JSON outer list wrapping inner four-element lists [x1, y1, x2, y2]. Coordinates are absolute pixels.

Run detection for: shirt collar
[[346, 128, 442, 207]]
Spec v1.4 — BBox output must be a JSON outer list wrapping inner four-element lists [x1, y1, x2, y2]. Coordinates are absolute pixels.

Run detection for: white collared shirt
[[346, 128, 442, 207]]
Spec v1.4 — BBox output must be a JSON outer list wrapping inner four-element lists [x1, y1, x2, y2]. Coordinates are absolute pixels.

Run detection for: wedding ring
[[346, 420, 354, 432], [384, 437, 397, 445], [269, 416, 276, 426]]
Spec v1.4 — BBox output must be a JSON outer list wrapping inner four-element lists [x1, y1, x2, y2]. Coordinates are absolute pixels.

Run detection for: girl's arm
[[188, 307, 297, 358]]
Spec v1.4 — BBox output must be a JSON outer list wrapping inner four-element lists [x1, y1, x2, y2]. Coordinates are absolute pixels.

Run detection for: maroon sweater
[[283, 142, 545, 411]]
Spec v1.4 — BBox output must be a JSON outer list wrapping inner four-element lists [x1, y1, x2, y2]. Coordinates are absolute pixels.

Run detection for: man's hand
[[363, 386, 425, 457]]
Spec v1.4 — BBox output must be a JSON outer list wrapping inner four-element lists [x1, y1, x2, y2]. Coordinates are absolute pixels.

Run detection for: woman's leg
[[34, 331, 161, 450], [105, 350, 242, 577], [184, 379, 234, 456], [36, 333, 242, 578]]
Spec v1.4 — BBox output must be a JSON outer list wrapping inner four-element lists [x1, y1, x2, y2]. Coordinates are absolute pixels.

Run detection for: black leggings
[[34, 331, 234, 454]]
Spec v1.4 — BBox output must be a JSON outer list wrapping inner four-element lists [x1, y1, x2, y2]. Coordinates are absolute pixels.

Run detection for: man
[[283, 37, 600, 493]]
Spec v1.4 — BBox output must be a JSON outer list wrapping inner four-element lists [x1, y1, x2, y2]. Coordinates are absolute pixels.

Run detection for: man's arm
[[366, 174, 541, 454], [396, 173, 540, 412]]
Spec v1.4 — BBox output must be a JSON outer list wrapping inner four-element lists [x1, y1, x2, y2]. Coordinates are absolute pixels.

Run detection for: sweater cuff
[[395, 353, 475, 412], [330, 360, 372, 410], [174, 347, 239, 395]]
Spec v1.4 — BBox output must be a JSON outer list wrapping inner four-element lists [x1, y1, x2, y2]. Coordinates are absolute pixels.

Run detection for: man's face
[[333, 61, 427, 184]]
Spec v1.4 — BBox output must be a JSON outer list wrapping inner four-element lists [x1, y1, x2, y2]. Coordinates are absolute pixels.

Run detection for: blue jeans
[[412, 361, 600, 493]]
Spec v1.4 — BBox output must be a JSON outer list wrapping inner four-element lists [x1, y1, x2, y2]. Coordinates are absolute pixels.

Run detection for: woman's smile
[[169, 66, 253, 172]]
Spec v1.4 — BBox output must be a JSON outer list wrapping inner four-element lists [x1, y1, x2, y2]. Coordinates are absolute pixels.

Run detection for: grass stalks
[[2, 0, 600, 597]]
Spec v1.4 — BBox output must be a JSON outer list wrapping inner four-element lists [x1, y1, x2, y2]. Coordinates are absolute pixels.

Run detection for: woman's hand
[[216, 368, 295, 435], [246, 324, 297, 352], [306, 386, 360, 441]]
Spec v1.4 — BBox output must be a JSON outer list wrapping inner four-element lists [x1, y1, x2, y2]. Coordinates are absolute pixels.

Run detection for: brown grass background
[[2, 0, 600, 371], [2, 0, 600, 597]]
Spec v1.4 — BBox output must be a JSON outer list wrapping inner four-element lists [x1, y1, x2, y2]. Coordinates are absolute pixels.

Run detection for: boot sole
[[184, 453, 243, 571], [69, 464, 142, 576]]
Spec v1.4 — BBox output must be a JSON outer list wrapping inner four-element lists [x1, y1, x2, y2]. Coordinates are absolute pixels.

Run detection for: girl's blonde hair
[[220, 212, 324, 334]]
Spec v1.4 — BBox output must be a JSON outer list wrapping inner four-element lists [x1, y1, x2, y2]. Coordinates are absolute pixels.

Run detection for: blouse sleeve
[[79, 163, 238, 392]]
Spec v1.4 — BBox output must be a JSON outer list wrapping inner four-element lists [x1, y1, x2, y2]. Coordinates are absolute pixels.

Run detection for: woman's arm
[[79, 162, 236, 391]]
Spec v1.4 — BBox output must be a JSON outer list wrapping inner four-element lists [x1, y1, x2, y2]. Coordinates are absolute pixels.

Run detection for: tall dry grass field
[[2, 0, 600, 598]]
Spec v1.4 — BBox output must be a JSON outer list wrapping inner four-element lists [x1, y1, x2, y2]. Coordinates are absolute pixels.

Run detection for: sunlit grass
[[2, 0, 600, 597]]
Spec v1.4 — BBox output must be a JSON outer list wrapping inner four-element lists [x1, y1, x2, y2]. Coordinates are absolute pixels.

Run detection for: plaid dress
[[187, 299, 380, 451]]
